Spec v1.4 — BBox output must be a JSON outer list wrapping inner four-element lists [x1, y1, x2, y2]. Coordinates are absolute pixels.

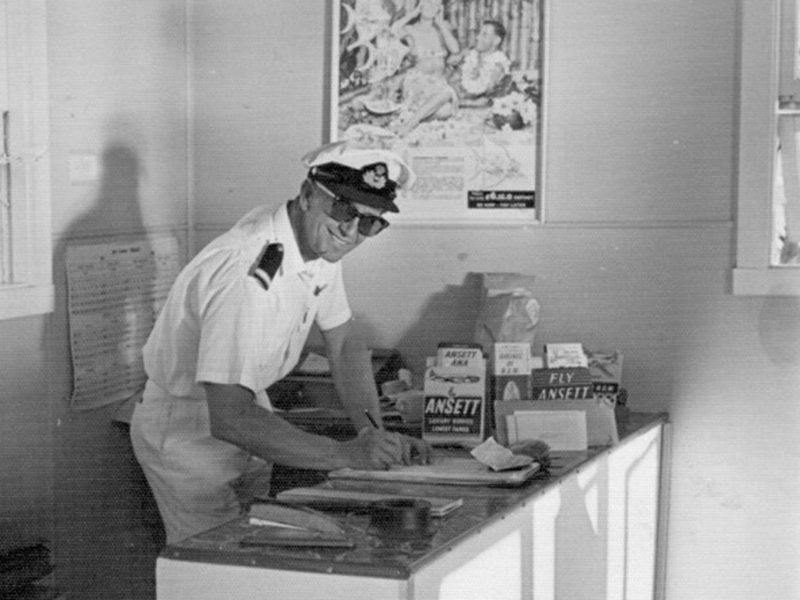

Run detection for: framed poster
[[330, 0, 547, 225]]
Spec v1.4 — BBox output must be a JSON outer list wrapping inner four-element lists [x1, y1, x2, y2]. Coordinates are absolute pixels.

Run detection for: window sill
[[0, 283, 54, 320], [732, 267, 800, 296]]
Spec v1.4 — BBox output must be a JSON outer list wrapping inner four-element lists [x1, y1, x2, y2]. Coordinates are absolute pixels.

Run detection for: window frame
[[0, 0, 53, 320], [734, 0, 800, 295]]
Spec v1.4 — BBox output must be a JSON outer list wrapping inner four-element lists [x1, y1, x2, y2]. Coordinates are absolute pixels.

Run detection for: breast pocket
[[255, 295, 300, 385], [279, 302, 319, 378], [257, 295, 320, 387]]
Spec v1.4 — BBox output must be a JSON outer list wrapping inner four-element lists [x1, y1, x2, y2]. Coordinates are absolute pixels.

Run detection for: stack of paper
[[505, 410, 588, 451]]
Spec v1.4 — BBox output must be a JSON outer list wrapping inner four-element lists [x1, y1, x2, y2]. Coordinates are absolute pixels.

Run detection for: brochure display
[[422, 346, 487, 446]]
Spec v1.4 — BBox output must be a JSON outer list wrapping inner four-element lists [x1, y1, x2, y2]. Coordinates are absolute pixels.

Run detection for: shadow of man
[[48, 138, 168, 599]]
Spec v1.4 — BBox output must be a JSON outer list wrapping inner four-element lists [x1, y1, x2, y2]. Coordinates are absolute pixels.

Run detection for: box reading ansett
[[530, 367, 593, 400], [437, 345, 484, 368], [424, 346, 486, 446]]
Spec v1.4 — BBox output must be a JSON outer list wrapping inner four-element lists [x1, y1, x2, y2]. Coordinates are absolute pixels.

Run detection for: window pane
[[0, 3, 8, 283], [773, 0, 800, 266], [774, 117, 800, 265], [0, 177, 9, 284], [0, 110, 9, 283]]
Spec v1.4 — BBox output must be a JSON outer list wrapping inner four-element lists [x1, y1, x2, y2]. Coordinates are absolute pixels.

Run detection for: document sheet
[[66, 236, 180, 410]]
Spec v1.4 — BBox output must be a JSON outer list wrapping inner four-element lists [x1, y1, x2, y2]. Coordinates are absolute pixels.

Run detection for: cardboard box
[[585, 349, 623, 399], [491, 343, 532, 402], [530, 367, 593, 401]]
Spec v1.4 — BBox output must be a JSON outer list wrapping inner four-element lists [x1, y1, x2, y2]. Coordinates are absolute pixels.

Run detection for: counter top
[[160, 412, 667, 580]]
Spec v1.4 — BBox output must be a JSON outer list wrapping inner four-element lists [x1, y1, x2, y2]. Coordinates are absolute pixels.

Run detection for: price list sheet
[[66, 236, 181, 410]]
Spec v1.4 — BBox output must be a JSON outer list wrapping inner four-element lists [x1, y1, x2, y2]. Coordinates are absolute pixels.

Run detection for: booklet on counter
[[276, 487, 463, 518]]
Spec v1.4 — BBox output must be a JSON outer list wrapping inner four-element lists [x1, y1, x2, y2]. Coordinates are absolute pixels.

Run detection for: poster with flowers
[[331, 0, 545, 224]]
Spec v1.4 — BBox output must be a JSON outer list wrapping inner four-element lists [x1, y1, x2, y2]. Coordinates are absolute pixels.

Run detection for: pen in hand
[[364, 409, 380, 429], [364, 409, 428, 466], [364, 409, 411, 467]]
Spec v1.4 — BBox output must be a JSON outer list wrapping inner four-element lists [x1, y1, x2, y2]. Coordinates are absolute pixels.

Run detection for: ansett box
[[530, 367, 593, 400], [423, 350, 486, 446]]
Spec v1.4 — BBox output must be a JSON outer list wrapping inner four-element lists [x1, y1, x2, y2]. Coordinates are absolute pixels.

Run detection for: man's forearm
[[329, 343, 381, 430], [208, 391, 348, 470], [323, 319, 382, 431], [206, 382, 412, 473]]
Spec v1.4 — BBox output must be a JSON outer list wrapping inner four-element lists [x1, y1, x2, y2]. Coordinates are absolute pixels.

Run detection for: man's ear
[[298, 179, 315, 211]]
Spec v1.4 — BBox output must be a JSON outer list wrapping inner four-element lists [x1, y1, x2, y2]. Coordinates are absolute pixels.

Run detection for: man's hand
[[340, 428, 433, 470], [400, 433, 433, 466], [321, 320, 433, 470]]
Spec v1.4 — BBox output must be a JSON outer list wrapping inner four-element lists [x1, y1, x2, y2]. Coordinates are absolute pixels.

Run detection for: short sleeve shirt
[[142, 203, 351, 404]]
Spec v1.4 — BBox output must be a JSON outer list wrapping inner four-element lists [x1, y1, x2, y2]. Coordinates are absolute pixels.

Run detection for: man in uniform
[[131, 141, 431, 544]]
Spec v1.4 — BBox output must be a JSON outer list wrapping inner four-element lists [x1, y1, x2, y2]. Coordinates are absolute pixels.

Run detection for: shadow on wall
[[51, 139, 153, 409], [394, 273, 485, 376], [47, 121, 165, 599]]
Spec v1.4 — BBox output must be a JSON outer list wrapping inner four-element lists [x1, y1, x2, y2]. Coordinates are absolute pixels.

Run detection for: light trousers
[[130, 380, 272, 544]]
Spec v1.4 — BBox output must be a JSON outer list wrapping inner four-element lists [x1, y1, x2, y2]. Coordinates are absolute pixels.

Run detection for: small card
[[545, 343, 588, 369], [506, 410, 588, 451], [492, 343, 531, 375]]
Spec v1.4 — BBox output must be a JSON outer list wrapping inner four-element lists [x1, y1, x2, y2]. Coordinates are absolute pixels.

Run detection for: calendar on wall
[[66, 236, 181, 410]]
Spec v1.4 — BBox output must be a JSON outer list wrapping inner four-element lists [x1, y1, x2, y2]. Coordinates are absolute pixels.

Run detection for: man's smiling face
[[294, 180, 384, 263]]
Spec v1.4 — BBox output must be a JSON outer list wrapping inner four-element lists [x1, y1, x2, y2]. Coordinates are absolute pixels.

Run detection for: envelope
[[506, 410, 588, 451], [494, 397, 618, 447]]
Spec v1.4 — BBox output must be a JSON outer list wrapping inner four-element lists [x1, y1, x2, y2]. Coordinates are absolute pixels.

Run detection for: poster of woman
[[331, 0, 545, 224]]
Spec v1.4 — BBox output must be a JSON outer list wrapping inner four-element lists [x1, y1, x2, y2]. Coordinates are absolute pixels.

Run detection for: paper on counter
[[248, 502, 345, 535], [508, 410, 588, 451], [248, 518, 309, 530], [470, 437, 534, 472]]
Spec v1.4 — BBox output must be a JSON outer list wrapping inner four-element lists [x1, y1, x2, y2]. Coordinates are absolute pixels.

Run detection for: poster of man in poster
[[330, 0, 544, 223]]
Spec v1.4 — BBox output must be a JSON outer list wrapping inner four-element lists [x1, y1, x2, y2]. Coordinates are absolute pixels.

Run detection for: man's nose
[[338, 216, 360, 239]]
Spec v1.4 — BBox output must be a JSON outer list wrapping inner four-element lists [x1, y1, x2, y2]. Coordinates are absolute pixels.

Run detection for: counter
[[157, 412, 670, 600]]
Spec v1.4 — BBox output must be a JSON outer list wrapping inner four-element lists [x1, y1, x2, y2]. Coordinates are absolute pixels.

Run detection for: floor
[[55, 420, 164, 600], [52, 420, 323, 600]]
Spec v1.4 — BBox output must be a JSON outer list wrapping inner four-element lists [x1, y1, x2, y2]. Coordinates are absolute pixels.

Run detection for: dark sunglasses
[[315, 182, 390, 237]]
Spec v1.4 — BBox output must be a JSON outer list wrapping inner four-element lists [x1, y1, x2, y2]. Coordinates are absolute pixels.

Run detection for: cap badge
[[361, 163, 388, 190]]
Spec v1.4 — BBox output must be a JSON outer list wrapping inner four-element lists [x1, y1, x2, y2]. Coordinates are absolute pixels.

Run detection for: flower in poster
[[490, 71, 540, 130]]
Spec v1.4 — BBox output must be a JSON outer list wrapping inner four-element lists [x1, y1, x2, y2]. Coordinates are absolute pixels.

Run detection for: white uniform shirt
[[142, 203, 352, 405]]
